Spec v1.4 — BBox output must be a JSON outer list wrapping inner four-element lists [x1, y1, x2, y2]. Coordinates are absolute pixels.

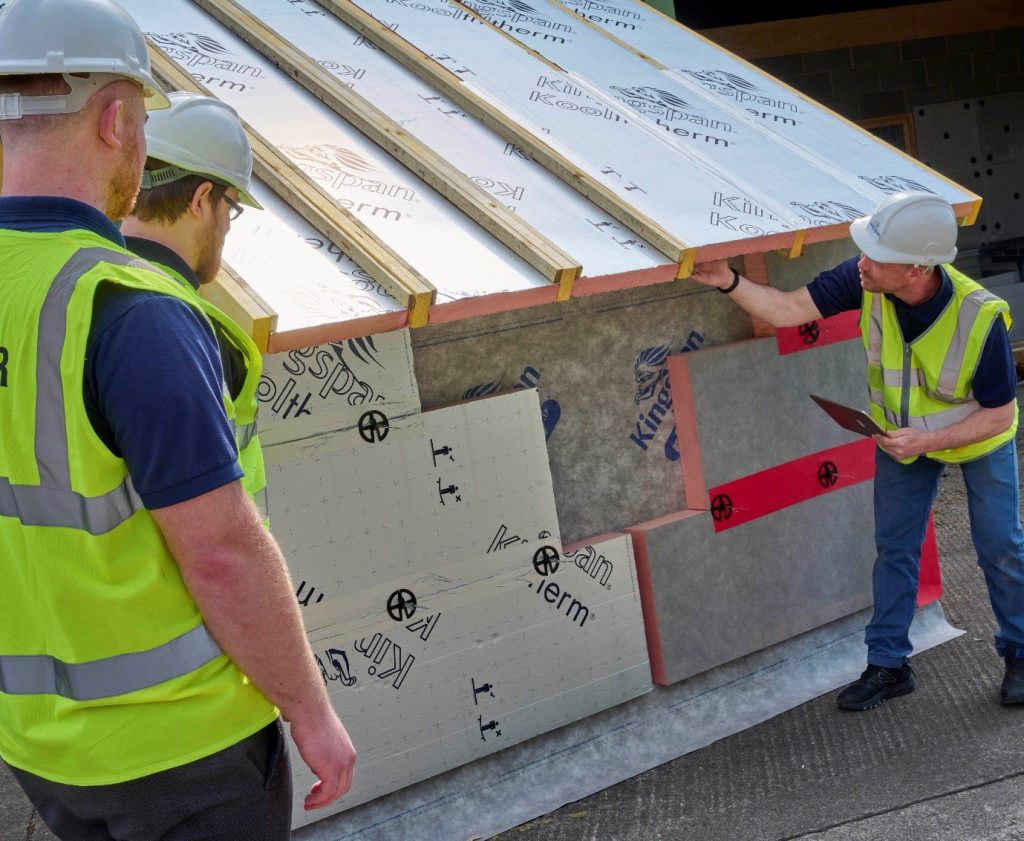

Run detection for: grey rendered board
[[629, 483, 875, 685], [670, 335, 868, 498]]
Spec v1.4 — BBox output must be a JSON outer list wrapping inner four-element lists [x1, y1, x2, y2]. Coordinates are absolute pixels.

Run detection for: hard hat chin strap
[[0, 72, 131, 121], [140, 165, 193, 189]]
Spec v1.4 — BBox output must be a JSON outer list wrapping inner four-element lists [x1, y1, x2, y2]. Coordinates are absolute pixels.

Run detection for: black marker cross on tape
[[711, 494, 733, 522], [818, 461, 839, 489], [799, 321, 821, 345], [533, 546, 560, 576], [387, 589, 417, 622], [359, 410, 390, 444]]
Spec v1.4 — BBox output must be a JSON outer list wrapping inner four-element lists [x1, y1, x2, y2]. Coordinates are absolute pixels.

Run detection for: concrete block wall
[[754, 26, 1024, 122]]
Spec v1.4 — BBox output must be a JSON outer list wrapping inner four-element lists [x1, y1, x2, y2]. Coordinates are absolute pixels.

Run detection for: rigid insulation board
[[547, 0, 974, 215], [337, 0, 807, 255], [260, 387, 649, 825], [262, 386, 558, 596], [668, 335, 868, 504], [223, 0, 671, 289], [628, 485, 875, 686], [411, 280, 753, 544], [226, 181, 404, 345], [121, 0, 555, 316], [457, 0, 970, 235], [291, 530, 650, 827], [258, 328, 422, 451]]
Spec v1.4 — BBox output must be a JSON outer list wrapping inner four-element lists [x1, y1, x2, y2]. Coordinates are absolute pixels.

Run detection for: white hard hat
[[850, 191, 958, 266], [0, 0, 169, 120], [140, 92, 262, 209]]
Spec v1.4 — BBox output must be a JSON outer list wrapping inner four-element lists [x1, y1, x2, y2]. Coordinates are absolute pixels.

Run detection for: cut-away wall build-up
[[100, 0, 974, 828]]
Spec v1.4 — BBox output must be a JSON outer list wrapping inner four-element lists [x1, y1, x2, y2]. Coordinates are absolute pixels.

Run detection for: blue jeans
[[867, 440, 1024, 667]]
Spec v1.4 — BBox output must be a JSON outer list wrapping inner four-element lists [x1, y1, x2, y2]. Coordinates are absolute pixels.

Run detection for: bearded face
[[104, 94, 147, 221]]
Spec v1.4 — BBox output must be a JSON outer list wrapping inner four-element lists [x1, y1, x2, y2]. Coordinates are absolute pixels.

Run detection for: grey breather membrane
[[294, 601, 961, 841]]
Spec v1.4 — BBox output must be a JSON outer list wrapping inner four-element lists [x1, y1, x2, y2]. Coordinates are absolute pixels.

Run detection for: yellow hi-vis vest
[[860, 263, 1018, 464], [0, 229, 276, 785], [143, 257, 268, 522]]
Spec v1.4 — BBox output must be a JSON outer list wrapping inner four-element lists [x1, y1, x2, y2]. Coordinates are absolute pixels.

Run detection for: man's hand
[[691, 259, 733, 290], [873, 428, 932, 460], [290, 705, 357, 811]]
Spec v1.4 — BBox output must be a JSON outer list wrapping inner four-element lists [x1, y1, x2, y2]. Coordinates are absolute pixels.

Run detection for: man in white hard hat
[[692, 191, 1024, 711], [122, 92, 263, 418], [0, 1, 354, 837]]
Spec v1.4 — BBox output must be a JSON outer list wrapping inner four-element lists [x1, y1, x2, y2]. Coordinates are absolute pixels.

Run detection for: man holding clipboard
[[691, 192, 1024, 711]]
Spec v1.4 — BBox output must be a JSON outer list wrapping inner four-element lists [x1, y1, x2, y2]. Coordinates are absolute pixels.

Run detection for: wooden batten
[[204, 262, 278, 351], [191, 0, 582, 293], [314, 0, 693, 271], [146, 42, 437, 328]]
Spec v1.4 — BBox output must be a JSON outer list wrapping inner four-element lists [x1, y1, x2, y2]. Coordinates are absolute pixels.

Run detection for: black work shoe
[[837, 664, 915, 711], [1001, 657, 1024, 704]]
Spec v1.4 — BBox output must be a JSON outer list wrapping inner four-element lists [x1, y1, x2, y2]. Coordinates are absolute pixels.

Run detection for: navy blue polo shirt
[[807, 256, 1016, 408], [0, 196, 242, 509]]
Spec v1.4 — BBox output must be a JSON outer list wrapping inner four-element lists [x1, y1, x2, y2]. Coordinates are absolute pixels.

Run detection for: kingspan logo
[[281, 144, 416, 217], [610, 85, 692, 120], [859, 175, 934, 195], [630, 332, 705, 461], [610, 85, 734, 136], [680, 68, 799, 117], [148, 32, 263, 88], [472, 0, 541, 16], [463, 366, 561, 441], [462, 0, 573, 40], [792, 200, 865, 226]]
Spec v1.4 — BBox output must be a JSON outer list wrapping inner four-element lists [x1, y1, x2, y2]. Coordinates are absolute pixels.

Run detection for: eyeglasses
[[222, 195, 244, 222]]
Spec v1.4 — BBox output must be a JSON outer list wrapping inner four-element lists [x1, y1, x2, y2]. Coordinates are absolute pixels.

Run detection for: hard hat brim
[[140, 70, 171, 111], [238, 188, 263, 210]]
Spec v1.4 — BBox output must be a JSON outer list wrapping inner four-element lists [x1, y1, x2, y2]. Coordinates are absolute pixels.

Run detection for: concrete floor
[[4, 415, 1024, 840]]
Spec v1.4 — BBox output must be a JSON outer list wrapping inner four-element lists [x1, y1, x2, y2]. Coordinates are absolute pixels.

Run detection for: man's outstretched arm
[[691, 259, 823, 328], [151, 481, 357, 812]]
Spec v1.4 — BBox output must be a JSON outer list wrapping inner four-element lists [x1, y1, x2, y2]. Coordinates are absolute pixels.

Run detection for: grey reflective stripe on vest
[[870, 387, 979, 430], [0, 474, 141, 532], [881, 367, 926, 389], [3, 248, 156, 533], [934, 288, 1003, 399], [869, 388, 900, 426], [0, 624, 222, 701], [237, 421, 258, 451], [904, 400, 980, 432], [864, 296, 883, 366]]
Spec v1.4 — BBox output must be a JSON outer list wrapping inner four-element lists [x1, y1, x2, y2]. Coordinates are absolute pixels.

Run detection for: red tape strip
[[706, 438, 876, 532], [776, 311, 860, 355]]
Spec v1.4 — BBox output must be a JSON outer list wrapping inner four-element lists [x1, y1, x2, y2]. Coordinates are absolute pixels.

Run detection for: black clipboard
[[810, 394, 884, 437]]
